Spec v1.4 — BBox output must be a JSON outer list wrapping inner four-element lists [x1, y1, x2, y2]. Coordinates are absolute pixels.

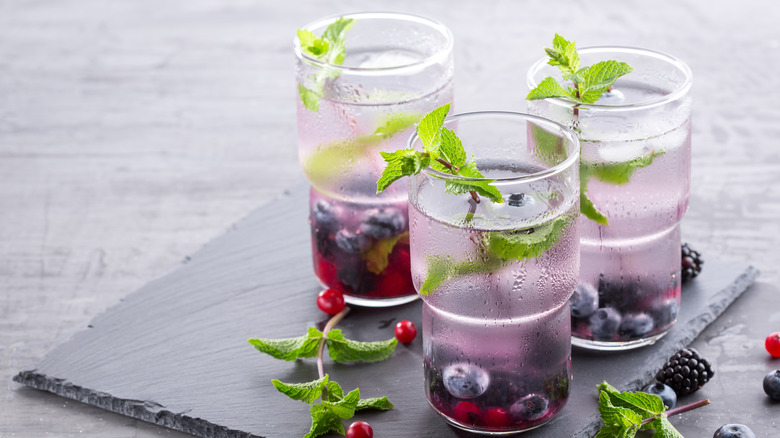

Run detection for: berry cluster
[[656, 348, 714, 396], [681, 243, 703, 283]]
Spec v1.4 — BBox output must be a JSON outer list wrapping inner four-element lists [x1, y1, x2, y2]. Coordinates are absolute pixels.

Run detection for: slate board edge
[[12, 370, 263, 438], [572, 265, 761, 438]]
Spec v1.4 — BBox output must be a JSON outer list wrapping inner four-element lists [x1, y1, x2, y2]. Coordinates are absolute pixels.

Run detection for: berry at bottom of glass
[[309, 187, 416, 306]]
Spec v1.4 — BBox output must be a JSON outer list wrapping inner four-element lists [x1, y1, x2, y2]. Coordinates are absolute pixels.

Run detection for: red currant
[[394, 320, 417, 344], [453, 401, 481, 425], [316, 288, 345, 315], [766, 332, 780, 358], [483, 407, 510, 428], [346, 420, 373, 438]]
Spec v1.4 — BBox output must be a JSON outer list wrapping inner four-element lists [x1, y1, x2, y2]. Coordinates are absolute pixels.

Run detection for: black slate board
[[14, 183, 759, 437]]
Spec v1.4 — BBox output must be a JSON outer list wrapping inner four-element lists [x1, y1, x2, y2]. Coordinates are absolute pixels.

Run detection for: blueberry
[[588, 308, 622, 340], [360, 209, 405, 239], [651, 299, 679, 329], [336, 262, 362, 292], [713, 424, 756, 438], [620, 313, 655, 338], [570, 283, 599, 318], [482, 370, 526, 407], [312, 200, 339, 228], [763, 369, 780, 401], [334, 230, 369, 253], [510, 393, 549, 420], [442, 363, 489, 399], [642, 382, 676, 409], [507, 193, 528, 207]]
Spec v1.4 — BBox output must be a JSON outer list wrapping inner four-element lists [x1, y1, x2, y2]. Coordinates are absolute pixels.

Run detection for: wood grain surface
[[2, 1, 779, 437]]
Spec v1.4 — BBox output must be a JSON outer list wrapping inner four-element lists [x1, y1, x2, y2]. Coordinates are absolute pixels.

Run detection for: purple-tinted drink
[[295, 12, 453, 306], [407, 112, 580, 434], [528, 47, 693, 349]]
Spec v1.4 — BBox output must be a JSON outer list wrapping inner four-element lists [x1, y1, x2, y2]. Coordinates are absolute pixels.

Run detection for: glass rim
[[526, 46, 693, 111], [294, 12, 454, 76], [408, 111, 580, 186]]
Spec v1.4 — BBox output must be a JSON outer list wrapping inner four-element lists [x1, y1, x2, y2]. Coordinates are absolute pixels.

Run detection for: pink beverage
[[295, 13, 454, 306], [407, 113, 580, 434], [528, 48, 693, 349]]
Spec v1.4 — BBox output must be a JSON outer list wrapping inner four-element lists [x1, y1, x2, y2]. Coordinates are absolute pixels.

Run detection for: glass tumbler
[[295, 12, 454, 306], [408, 112, 580, 434], [527, 47, 693, 350]]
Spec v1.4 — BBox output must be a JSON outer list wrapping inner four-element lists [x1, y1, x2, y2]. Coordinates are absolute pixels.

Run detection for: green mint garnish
[[273, 375, 393, 438], [248, 327, 397, 364], [365, 231, 408, 275], [305, 112, 421, 184], [297, 17, 355, 112], [249, 308, 396, 438], [376, 103, 503, 203], [527, 34, 633, 104], [595, 381, 710, 438]]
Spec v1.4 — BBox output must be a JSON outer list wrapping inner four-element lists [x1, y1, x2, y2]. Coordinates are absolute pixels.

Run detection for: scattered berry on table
[[765, 332, 780, 358], [713, 423, 756, 438], [763, 369, 780, 401], [620, 313, 655, 338], [346, 420, 373, 438], [588, 308, 622, 340], [681, 242, 703, 283], [316, 288, 345, 315], [360, 209, 405, 239], [656, 348, 714, 396], [394, 320, 417, 344], [453, 400, 481, 425], [641, 382, 677, 409], [483, 407, 511, 428], [570, 283, 599, 318]]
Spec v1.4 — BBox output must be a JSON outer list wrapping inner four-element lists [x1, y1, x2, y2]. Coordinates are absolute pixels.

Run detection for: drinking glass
[[408, 112, 580, 434], [527, 47, 693, 350], [296, 12, 454, 306]]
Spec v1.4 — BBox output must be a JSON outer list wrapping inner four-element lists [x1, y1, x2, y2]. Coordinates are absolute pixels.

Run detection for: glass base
[[427, 400, 552, 435], [342, 292, 419, 307], [571, 330, 669, 351]]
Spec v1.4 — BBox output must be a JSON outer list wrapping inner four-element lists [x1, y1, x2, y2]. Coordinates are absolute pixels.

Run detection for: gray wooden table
[[2, 1, 778, 437]]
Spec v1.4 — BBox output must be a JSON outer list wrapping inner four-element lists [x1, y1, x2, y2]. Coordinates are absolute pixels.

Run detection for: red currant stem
[[317, 306, 351, 382], [639, 399, 710, 426]]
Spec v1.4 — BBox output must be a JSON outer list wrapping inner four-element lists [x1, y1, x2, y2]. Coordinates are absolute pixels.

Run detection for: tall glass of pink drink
[[295, 13, 454, 306], [408, 112, 580, 434], [527, 47, 693, 350]]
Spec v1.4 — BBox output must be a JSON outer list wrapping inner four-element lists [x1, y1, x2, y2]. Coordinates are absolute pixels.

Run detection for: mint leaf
[[306, 404, 345, 438], [530, 122, 569, 166], [437, 127, 467, 168], [580, 180, 609, 225], [648, 416, 684, 438], [526, 76, 574, 101], [365, 231, 408, 274], [325, 380, 344, 402], [485, 214, 570, 261], [373, 112, 422, 139], [416, 103, 451, 154], [577, 60, 633, 104], [419, 253, 505, 296], [419, 255, 450, 295], [376, 149, 430, 193], [248, 327, 322, 361], [272, 376, 328, 404], [356, 397, 394, 411], [599, 392, 644, 429], [443, 160, 503, 203], [297, 17, 356, 111], [546, 33, 580, 78], [595, 423, 634, 438], [322, 388, 360, 419], [595, 381, 690, 438], [326, 329, 398, 363], [584, 150, 664, 185]]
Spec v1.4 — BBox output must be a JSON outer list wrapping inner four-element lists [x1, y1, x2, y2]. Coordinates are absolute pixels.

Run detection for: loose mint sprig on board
[[248, 308, 396, 438], [297, 17, 355, 112], [595, 381, 710, 438], [527, 34, 663, 225]]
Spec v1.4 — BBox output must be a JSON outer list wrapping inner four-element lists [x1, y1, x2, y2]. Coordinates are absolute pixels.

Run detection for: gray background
[[2, 0, 779, 437]]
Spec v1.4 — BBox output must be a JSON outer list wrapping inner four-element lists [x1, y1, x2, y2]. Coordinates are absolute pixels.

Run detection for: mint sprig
[[527, 34, 632, 105], [297, 17, 355, 112], [249, 308, 397, 438], [595, 381, 710, 438], [376, 103, 503, 204]]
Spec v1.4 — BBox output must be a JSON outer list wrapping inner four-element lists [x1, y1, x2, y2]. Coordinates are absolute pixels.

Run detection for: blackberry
[[681, 243, 703, 283], [656, 348, 714, 396]]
